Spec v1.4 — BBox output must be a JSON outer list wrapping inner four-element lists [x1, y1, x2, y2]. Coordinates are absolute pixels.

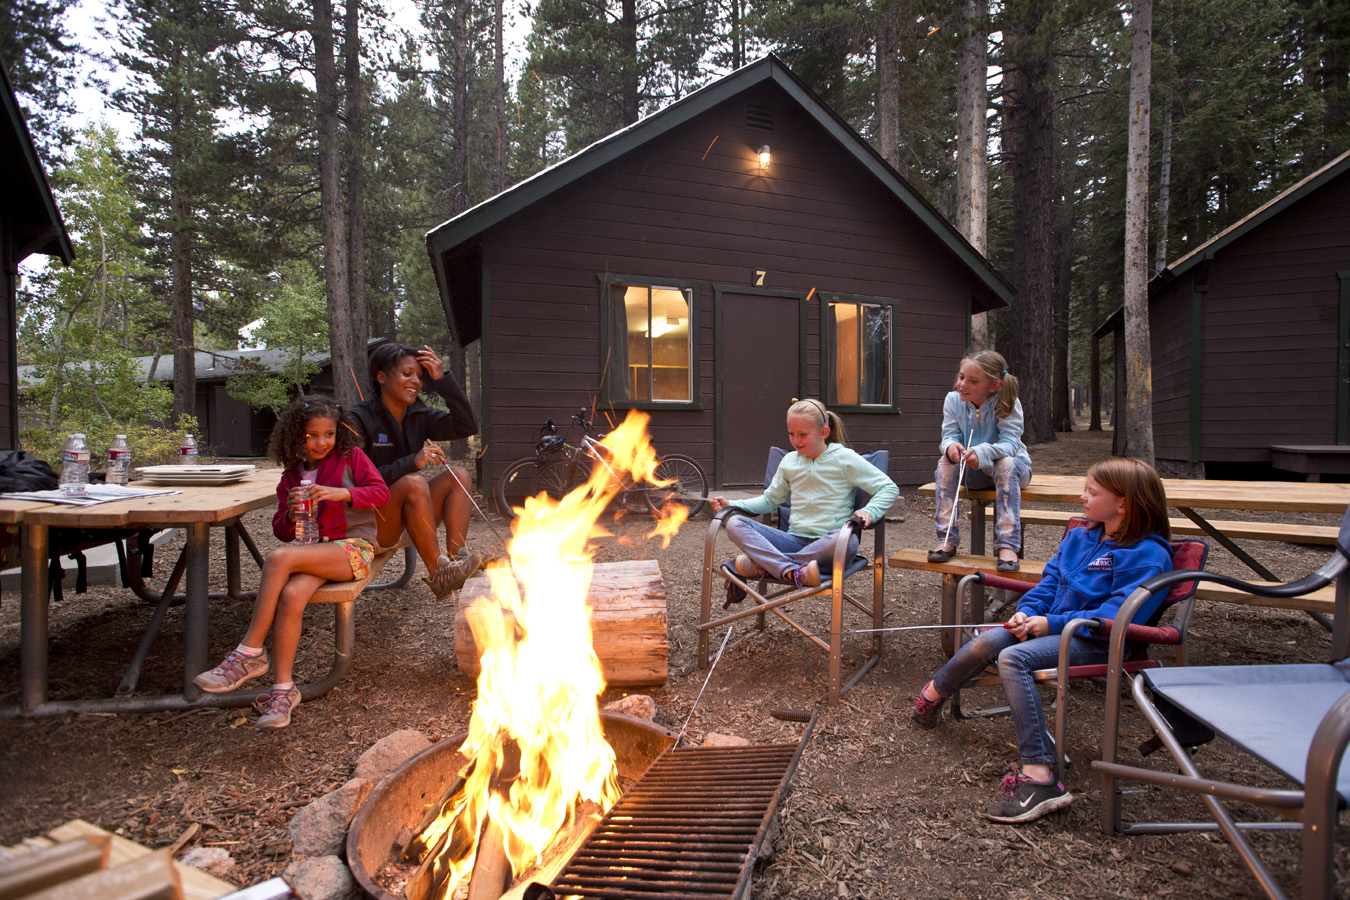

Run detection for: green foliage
[[21, 416, 203, 472], [226, 263, 329, 414], [0, 0, 81, 156]]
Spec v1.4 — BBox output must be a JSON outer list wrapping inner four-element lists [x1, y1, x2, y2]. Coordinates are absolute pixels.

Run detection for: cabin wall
[[478, 80, 987, 488], [1150, 280, 1193, 466]]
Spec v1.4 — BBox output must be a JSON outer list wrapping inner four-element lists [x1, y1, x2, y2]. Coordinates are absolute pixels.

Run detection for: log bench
[[888, 548, 1335, 656], [1018, 509, 1338, 546]]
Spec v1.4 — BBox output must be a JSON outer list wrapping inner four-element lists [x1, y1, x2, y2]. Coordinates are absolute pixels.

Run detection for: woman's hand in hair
[[417, 346, 444, 381]]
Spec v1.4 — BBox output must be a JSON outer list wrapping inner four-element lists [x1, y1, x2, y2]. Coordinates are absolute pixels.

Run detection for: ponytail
[[788, 398, 849, 446], [961, 349, 1019, 419]]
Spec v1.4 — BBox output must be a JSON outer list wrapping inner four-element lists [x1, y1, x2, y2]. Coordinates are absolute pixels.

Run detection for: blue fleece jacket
[[938, 390, 1032, 471], [1017, 526, 1173, 635]]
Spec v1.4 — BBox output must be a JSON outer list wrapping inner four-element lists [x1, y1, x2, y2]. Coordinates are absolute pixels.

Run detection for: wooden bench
[[1270, 444, 1350, 480], [888, 548, 1336, 622], [1019, 509, 1338, 546], [298, 537, 412, 700]]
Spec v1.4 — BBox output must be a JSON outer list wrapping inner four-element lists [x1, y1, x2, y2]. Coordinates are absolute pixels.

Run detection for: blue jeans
[[933, 455, 1031, 553], [723, 515, 858, 582], [930, 626, 1109, 766]]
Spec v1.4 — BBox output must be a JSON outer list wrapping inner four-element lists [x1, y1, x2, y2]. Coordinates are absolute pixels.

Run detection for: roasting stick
[[940, 425, 971, 550], [428, 443, 513, 553], [676, 624, 734, 746]]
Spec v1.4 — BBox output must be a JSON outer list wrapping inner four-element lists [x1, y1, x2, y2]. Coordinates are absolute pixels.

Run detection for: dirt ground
[[1, 427, 1347, 899]]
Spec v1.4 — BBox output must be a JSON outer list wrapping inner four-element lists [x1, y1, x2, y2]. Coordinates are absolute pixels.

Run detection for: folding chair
[[696, 448, 888, 705], [946, 517, 1208, 782], [1094, 504, 1350, 900]]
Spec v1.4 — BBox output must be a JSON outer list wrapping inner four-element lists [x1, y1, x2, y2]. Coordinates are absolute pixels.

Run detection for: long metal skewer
[[435, 450, 512, 552], [677, 624, 734, 746], [941, 427, 970, 549]]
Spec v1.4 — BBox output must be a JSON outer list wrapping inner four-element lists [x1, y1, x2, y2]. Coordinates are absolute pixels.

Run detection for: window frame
[[598, 273, 702, 410], [820, 292, 900, 413]]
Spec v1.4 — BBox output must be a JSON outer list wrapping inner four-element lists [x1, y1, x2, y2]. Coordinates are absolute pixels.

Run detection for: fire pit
[[347, 712, 677, 900]]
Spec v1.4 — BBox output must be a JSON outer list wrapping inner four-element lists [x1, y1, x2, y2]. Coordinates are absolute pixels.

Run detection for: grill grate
[[542, 739, 807, 900]]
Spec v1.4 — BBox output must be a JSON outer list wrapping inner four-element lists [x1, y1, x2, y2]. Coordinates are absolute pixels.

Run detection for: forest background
[[2, 0, 1348, 463]]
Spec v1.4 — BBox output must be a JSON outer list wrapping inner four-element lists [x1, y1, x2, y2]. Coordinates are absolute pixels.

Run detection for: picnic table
[[4, 472, 278, 717], [894, 474, 1349, 652]]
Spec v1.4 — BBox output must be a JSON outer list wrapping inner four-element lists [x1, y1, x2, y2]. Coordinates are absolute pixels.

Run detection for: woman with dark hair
[[350, 342, 484, 600]]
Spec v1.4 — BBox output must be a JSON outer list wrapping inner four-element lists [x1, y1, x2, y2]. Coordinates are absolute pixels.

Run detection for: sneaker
[[423, 549, 485, 601], [254, 687, 301, 731], [791, 560, 821, 588], [912, 688, 945, 730], [733, 555, 766, 578], [194, 649, 269, 693], [984, 772, 1073, 824]]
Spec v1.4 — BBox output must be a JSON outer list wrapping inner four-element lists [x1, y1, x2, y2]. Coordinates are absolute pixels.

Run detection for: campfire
[[396, 411, 686, 899]]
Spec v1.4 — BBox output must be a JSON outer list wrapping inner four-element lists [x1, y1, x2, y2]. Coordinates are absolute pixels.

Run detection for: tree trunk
[[620, 0, 639, 124], [1089, 285, 1102, 432], [1155, 82, 1172, 274], [1123, 0, 1155, 462], [450, 0, 470, 215], [314, 0, 355, 409], [1051, 204, 1073, 432], [1003, 0, 1056, 445], [344, 0, 370, 401], [876, 2, 900, 169], [493, 0, 506, 195], [957, 0, 989, 347]]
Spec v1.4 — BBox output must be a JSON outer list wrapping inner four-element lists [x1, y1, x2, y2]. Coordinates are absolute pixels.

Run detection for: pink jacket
[[271, 448, 390, 546]]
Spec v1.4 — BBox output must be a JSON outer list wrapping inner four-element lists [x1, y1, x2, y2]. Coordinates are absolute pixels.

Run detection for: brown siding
[[479, 80, 996, 487], [1151, 276, 1192, 465]]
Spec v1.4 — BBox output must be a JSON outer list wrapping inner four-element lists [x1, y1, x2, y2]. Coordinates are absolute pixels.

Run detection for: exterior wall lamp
[[758, 145, 771, 171]]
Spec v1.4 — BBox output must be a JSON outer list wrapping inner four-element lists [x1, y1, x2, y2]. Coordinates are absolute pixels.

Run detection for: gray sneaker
[[424, 549, 486, 601], [194, 649, 269, 693], [254, 687, 301, 730], [984, 772, 1073, 824]]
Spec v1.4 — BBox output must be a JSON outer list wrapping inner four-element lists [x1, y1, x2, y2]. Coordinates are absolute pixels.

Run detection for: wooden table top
[[21, 470, 280, 528], [0, 498, 58, 526], [918, 473, 1350, 515]]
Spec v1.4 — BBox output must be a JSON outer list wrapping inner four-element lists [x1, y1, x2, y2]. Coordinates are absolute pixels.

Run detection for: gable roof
[[426, 54, 1013, 335], [0, 55, 73, 264], [1151, 148, 1350, 293]]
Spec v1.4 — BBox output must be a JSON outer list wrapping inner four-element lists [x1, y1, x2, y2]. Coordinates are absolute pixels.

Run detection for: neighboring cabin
[[1104, 149, 1350, 478], [426, 55, 1014, 490], [1, 56, 74, 451]]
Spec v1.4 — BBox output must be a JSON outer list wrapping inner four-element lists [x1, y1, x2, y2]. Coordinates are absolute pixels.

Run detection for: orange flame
[[425, 410, 681, 895]]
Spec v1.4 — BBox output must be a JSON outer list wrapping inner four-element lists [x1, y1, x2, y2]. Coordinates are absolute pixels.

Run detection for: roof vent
[[746, 103, 774, 131]]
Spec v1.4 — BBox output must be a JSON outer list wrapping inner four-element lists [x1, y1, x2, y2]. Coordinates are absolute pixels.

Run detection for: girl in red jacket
[[194, 395, 390, 730]]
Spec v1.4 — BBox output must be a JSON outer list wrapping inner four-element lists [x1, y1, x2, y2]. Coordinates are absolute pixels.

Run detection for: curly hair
[[268, 394, 360, 469]]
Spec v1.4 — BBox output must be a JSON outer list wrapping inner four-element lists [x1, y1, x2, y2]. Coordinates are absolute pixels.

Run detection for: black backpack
[[0, 450, 57, 492]]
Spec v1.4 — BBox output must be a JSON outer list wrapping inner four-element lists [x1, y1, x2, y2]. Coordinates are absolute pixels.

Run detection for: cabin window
[[606, 282, 693, 403], [827, 300, 892, 407]]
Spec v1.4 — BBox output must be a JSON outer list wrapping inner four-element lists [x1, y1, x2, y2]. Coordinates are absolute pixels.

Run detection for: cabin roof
[[426, 54, 1014, 342], [1, 55, 73, 265], [1151, 148, 1350, 294]]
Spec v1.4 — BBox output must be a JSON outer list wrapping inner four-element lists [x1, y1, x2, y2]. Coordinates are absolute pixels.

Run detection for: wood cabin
[[1, 56, 74, 451], [1103, 149, 1350, 478], [427, 56, 1013, 491]]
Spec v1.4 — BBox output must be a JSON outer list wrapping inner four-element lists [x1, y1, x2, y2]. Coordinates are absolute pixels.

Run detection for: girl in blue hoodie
[[929, 349, 1033, 573], [912, 458, 1173, 824]]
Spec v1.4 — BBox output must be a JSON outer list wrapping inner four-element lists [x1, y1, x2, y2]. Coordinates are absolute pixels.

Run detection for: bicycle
[[493, 418, 570, 520], [532, 410, 709, 520]]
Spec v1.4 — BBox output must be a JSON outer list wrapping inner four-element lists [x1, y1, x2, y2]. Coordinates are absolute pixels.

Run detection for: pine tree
[[0, 0, 81, 155]]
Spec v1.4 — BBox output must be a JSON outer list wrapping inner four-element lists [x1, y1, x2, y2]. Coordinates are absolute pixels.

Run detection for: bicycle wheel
[[535, 456, 590, 502], [646, 453, 709, 519], [494, 456, 540, 520]]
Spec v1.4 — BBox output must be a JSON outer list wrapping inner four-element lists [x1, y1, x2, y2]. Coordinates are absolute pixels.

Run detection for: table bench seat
[[1019, 509, 1337, 545], [888, 548, 1335, 615]]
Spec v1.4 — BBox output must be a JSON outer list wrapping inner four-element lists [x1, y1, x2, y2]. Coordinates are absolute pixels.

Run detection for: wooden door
[[720, 292, 800, 486]]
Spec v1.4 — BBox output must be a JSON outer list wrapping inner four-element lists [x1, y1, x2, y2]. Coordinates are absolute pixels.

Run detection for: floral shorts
[[335, 538, 375, 581]]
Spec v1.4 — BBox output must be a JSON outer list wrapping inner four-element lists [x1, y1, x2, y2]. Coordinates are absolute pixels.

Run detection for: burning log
[[455, 559, 668, 688]]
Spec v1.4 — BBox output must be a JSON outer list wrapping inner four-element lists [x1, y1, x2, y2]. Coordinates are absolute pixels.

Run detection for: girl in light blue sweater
[[708, 399, 898, 588]]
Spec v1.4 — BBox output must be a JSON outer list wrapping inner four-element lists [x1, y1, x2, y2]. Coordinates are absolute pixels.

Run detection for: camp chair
[[696, 448, 888, 705], [948, 517, 1208, 783], [1094, 503, 1350, 900]]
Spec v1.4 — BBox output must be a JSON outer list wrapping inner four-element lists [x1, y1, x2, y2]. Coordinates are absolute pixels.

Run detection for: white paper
[[0, 485, 183, 506]]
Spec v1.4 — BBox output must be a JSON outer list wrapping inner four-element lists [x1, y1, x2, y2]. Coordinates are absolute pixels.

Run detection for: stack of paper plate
[[135, 464, 258, 486]]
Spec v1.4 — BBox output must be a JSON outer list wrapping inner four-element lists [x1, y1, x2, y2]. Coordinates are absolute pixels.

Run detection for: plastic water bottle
[[180, 432, 199, 464], [59, 433, 90, 497], [295, 479, 320, 545], [106, 434, 131, 486]]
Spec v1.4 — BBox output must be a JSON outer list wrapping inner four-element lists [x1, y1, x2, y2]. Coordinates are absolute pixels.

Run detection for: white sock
[[236, 644, 263, 657], [272, 681, 294, 693]]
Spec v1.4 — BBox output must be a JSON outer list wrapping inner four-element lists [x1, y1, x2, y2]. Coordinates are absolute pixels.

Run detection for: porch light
[[758, 145, 771, 171]]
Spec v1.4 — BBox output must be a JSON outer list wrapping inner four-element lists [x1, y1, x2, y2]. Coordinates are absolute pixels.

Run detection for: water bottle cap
[[115, 434, 126, 439], [301, 478, 314, 485]]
